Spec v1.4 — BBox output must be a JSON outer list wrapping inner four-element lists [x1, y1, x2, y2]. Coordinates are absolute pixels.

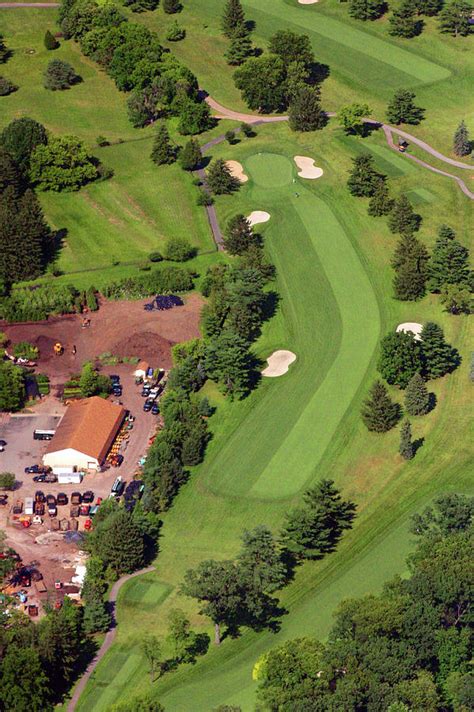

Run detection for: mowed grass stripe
[[243, 0, 449, 83], [205, 188, 343, 498], [250, 190, 380, 498]]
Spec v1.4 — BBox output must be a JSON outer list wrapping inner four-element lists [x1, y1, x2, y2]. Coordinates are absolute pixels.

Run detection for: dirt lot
[[3, 292, 203, 381]]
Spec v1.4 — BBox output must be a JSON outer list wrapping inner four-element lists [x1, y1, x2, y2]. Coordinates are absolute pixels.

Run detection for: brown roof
[[45, 397, 125, 463]]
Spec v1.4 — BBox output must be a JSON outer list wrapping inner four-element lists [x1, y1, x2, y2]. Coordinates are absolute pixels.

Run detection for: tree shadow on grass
[[413, 437, 424, 456]]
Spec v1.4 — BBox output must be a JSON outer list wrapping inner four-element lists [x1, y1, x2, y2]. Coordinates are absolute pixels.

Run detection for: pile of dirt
[[112, 331, 174, 367]]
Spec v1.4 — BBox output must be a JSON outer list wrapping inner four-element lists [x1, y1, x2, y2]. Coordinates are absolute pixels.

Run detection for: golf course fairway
[[208, 152, 380, 499]]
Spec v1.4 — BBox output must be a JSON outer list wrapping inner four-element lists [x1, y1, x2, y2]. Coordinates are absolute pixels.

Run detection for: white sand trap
[[226, 160, 248, 183], [262, 350, 297, 377], [294, 156, 324, 179], [396, 322, 423, 341], [248, 210, 271, 227], [299, 0, 319, 4]]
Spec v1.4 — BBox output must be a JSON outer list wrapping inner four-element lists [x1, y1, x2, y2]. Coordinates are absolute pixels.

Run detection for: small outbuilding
[[43, 397, 125, 471], [133, 360, 150, 380]]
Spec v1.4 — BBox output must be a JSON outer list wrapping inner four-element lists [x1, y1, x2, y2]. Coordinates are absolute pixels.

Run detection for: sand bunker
[[226, 160, 248, 183], [294, 156, 324, 179], [262, 350, 296, 377], [396, 322, 423, 341], [298, 0, 318, 4], [248, 210, 271, 226]]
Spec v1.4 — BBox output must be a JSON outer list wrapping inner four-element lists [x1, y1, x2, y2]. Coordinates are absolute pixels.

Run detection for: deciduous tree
[[440, 284, 472, 314], [163, 0, 181, 13], [29, 135, 100, 191], [338, 103, 371, 136], [378, 330, 423, 388], [234, 55, 287, 113]]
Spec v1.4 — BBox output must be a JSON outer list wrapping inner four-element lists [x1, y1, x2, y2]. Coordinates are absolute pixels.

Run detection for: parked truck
[[57, 472, 83, 485], [24, 497, 34, 515]]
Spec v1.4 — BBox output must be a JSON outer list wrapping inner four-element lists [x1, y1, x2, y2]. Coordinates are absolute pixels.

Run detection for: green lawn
[[0, 10, 217, 274], [138, 0, 474, 152], [76, 122, 473, 711]]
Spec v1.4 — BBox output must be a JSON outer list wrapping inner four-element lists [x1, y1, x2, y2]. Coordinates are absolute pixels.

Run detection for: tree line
[[349, 0, 472, 38], [181, 479, 356, 646], [348, 153, 472, 310], [58, 0, 213, 132], [253, 494, 474, 711]]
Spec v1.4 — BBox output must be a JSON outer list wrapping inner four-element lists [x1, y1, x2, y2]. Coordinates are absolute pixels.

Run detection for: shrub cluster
[[59, 0, 213, 132], [102, 265, 194, 300], [0, 284, 78, 322]]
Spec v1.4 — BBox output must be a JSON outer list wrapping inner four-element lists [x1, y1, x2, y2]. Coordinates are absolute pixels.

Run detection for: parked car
[[48, 505, 57, 517], [80, 504, 90, 516], [112, 385, 122, 396], [110, 375, 120, 385], [111, 476, 125, 496], [57, 493, 68, 506], [151, 402, 159, 415], [82, 490, 94, 503], [33, 473, 57, 483], [25, 465, 48, 474], [35, 491, 45, 503], [46, 494, 56, 507], [143, 398, 154, 412], [71, 492, 82, 505], [141, 386, 151, 398]]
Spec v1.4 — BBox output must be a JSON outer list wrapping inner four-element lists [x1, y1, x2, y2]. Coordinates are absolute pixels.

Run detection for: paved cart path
[[67, 566, 155, 712], [204, 96, 474, 203], [0, 3, 59, 6]]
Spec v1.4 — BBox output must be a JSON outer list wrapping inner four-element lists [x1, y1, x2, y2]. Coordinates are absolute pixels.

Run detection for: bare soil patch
[[3, 293, 203, 381]]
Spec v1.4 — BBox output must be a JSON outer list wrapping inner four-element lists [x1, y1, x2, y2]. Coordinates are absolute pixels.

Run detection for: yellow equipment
[[54, 342, 64, 356]]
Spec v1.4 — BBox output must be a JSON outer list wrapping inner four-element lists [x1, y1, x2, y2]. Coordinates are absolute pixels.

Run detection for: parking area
[[0, 363, 161, 613]]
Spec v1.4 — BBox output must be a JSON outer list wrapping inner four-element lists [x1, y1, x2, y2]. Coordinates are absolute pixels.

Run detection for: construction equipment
[[53, 342, 64, 356]]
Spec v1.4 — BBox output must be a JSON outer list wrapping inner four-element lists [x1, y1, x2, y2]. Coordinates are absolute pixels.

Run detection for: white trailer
[[57, 472, 83, 485], [24, 497, 34, 515]]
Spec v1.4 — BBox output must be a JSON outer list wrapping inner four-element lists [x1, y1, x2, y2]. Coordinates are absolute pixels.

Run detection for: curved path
[[67, 565, 155, 712], [0, 3, 59, 6], [204, 97, 474, 202]]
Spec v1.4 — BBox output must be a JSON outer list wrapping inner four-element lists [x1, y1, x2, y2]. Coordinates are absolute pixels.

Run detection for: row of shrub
[[0, 284, 78, 322], [102, 265, 194, 300]]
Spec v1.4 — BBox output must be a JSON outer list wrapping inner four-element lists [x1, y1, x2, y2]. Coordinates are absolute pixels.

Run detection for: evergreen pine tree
[[427, 225, 470, 292], [388, 195, 421, 236], [0, 146, 23, 194], [413, 0, 443, 14], [421, 322, 460, 379], [289, 86, 326, 132], [377, 330, 423, 388], [347, 153, 384, 197], [150, 122, 176, 165], [225, 35, 253, 65], [207, 159, 239, 194], [438, 0, 472, 36], [399, 419, 415, 459], [368, 177, 394, 216], [453, 120, 471, 157], [391, 233, 429, 301], [405, 372, 431, 415], [179, 138, 202, 170], [0, 117, 48, 171], [221, 0, 248, 39], [93, 509, 145, 575], [386, 89, 425, 125], [163, 0, 181, 13], [224, 214, 257, 254], [349, 0, 385, 21], [389, 0, 422, 37], [361, 380, 401, 432], [44, 30, 59, 50]]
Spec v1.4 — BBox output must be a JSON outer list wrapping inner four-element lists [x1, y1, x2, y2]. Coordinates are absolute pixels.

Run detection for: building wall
[[43, 448, 99, 471]]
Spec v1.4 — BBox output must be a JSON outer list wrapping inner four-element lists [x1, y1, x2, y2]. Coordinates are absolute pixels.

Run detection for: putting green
[[245, 152, 295, 187]]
